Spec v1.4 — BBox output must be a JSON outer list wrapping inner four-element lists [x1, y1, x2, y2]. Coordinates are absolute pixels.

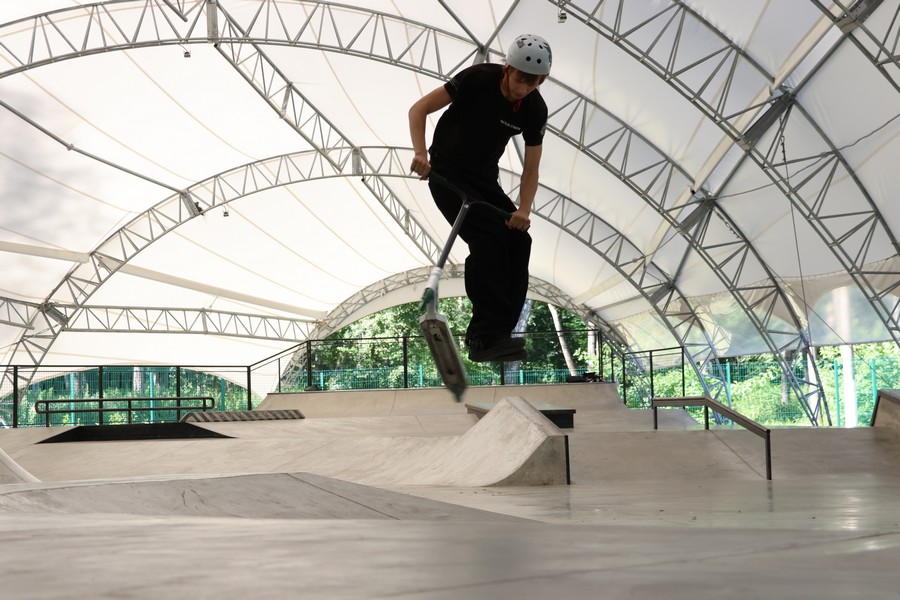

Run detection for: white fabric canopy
[[1, 0, 898, 372]]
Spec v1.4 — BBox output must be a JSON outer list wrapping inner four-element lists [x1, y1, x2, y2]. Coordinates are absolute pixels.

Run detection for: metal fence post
[[98, 365, 104, 426], [12, 365, 18, 428], [306, 340, 313, 389], [598, 330, 604, 380], [402, 335, 409, 389], [246, 366, 252, 411]]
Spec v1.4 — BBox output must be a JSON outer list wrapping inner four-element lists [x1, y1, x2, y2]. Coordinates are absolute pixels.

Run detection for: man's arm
[[408, 86, 452, 179], [508, 143, 543, 231]]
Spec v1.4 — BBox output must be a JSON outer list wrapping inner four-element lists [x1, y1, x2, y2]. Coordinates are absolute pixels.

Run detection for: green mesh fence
[[2, 336, 898, 428]]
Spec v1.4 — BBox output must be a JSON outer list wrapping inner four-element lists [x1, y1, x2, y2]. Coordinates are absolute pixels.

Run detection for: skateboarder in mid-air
[[408, 33, 551, 363]]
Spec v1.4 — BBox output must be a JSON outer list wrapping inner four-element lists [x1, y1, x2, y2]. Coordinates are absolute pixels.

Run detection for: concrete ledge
[[181, 409, 305, 423], [259, 382, 620, 417], [258, 387, 465, 417]]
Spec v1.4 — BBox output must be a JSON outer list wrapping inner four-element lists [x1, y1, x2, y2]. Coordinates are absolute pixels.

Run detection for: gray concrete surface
[[3, 396, 566, 487], [1, 382, 899, 599], [0, 447, 38, 484]]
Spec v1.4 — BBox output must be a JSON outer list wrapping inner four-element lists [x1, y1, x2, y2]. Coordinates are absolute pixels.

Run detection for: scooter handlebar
[[428, 170, 512, 222]]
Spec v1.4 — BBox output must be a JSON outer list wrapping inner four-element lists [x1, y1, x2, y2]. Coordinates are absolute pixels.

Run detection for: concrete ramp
[[4, 397, 567, 488], [402, 397, 567, 486], [295, 397, 568, 487], [0, 448, 39, 484], [0, 472, 522, 522]]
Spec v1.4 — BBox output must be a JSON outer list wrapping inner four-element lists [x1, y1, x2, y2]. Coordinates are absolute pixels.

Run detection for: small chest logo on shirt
[[500, 119, 521, 132]]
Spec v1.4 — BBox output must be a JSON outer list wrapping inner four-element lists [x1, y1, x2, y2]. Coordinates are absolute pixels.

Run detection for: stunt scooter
[[418, 171, 511, 401]]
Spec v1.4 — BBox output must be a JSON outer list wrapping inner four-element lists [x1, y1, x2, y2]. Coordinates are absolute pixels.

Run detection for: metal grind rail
[[35, 396, 215, 426], [652, 395, 772, 480]]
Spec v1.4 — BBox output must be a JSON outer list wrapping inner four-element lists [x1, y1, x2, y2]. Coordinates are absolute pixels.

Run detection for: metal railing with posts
[[652, 395, 772, 480], [618, 346, 687, 408], [35, 396, 215, 426], [11, 331, 892, 429], [252, 329, 618, 395]]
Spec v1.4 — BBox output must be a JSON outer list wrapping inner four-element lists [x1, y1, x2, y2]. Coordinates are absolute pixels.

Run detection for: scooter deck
[[418, 312, 467, 402]]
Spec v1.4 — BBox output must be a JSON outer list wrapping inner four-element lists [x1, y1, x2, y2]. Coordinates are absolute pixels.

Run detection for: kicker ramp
[[405, 396, 568, 487], [326, 396, 568, 487]]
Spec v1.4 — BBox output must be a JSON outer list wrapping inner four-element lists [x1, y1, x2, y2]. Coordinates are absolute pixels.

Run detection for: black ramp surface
[[39, 423, 232, 443]]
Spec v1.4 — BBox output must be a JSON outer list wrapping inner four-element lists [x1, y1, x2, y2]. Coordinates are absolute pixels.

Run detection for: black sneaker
[[467, 336, 526, 362]]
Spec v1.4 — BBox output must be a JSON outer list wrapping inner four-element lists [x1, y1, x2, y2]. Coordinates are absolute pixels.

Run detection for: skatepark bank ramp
[[285, 396, 569, 487], [1, 396, 568, 488]]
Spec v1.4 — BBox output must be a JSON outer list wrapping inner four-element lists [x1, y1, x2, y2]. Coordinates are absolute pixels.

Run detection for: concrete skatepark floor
[[1, 383, 899, 599]]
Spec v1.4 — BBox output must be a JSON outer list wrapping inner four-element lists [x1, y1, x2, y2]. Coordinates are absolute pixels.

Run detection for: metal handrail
[[35, 396, 215, 426], [652, 395, 772, 480]]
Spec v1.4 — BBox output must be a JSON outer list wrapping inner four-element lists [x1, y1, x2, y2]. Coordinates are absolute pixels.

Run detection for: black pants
[[428, 161, 531, 344]]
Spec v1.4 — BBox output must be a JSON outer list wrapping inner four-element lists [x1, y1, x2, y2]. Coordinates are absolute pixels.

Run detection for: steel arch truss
[[564, 0, 900, 338], [67, 306, 315, 341], [539, 88, 829, 420], [556, 0, 900, 421], [210, 4, 442, 265], [0, 1, 841, 421], [278, 268, 626, 389], [2, 144, 729, 404], [817, 0, 900, 92], [0, 296, 315, 342], [0, 0, 477, 84], [0, 2, 739, 407]]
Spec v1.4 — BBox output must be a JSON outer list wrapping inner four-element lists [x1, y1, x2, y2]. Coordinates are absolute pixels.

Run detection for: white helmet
[[506, 34, 552, 76]]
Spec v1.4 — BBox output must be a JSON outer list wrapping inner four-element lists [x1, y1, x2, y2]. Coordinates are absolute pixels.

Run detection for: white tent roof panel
[[0, 253, 74, 302], [14, 49, 308, 185], [48, 331, 291, 367], [1, 0, 898, 372]]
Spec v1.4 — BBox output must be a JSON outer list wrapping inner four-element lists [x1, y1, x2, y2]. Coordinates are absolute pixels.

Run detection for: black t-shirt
[[430, 63, 548, 179]]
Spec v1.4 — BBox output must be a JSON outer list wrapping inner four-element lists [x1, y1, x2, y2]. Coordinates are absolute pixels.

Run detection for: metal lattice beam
[[70, 306, 316, 341], [3, 144, 728, 401], [820, 0, 900, 92], [0, 1, 839, 420], [1, 296, 316, 342], [556, 0, 900, 421], [0, 0, 738, 405], [279, 268, 627, 387], [566, 1, 899, 321], [204, 0, 824, 419], [212, 3, 441, 264]]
